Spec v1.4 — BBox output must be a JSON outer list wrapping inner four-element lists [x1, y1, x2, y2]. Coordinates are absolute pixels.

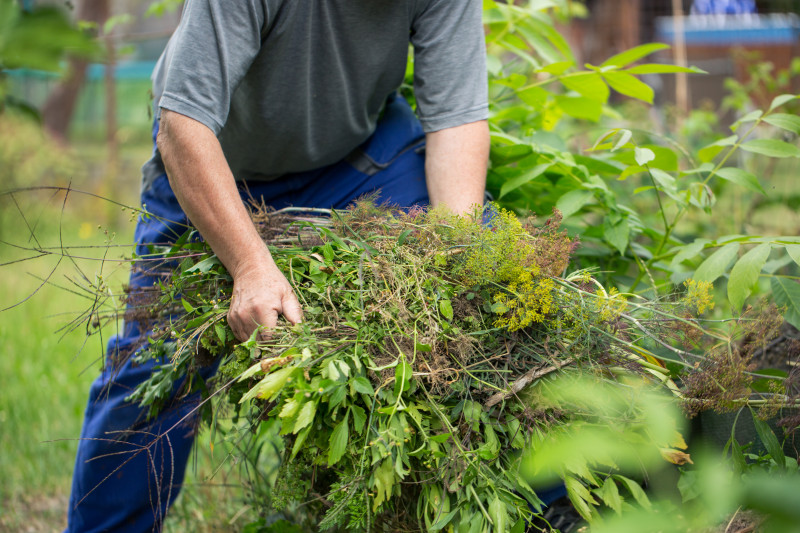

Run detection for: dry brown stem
[[484, 357, 574, 408]]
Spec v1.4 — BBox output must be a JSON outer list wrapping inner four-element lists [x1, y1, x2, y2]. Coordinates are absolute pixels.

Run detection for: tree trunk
[[42, 0, 109, 143]]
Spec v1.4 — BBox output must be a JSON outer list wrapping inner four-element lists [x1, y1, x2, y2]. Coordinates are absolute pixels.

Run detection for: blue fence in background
[[656, 13, 800, 45]]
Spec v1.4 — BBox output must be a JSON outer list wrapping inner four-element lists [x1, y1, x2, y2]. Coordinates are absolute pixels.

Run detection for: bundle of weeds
[[118, 200, 798, 532]]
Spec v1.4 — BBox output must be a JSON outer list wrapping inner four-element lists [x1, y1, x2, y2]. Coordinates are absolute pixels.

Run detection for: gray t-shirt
[[142, 0, 488, 191]]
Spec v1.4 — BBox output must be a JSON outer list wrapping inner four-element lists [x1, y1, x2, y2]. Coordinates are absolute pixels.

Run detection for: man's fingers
[[226, 275, 302, 341], [246, 306, 278, 342], [282, 294, 304, 325], [227, 313, 248, 342]]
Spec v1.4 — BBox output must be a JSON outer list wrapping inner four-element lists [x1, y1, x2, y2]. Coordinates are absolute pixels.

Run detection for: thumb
[[281, 292, 304, 325]]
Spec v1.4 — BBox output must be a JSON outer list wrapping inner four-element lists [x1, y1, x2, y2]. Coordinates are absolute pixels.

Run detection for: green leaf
[[785, 244, 800, 268], [490, 141, 534, 166], [145, 0, 184, 18], [215, 323, 227, 344], [1, 6, 99, 71], [595, 477, 622, 514], [279, 398, 301, 419], [730, 438, 747, 474], [698, 135, 738, 163], [103, 13, 133, 35], [0, 1, 19, 46], [771, 277, 800, 330], [372, 458, 396, 511], [488, 495, 508, 532], [328, 412, 349, 466], [601, 43, 670, 67], [394, 359, 413, 397], [614, 145, 679, 171], [293, 400, 317, 433], [634, 147, 655, 166], [240, 366, 295, 403], [626, 64, 706, 75], [565, 476, 597, 521], [478, 424, 501, 460], [561, 72, 610, 103], [516, 86, 549, 108], [612, 129, 633, 152], [538, 60, 573, 75], [731, 110, 763, 131], [769, 94, 797, 111], [762, 113, 800, 134], [650, 168, 677, 192], [556, 189, 593, 219], [428, 508, 459, 531], [671, 239, 709, 268], [740, 139, 800, 158], [677, 470, 700, 503], [715, 167, 767, 195], [619, 165, 646, 181], [181, 298, 194, 314], [591, 128, 619, 150], [186, 256, 222, 273], [350, 376, 375, 396], [694, 243, 740, 283], [602, 71, 654, 103], [615, 475, 651, 509], [429, 433, 452, 443], [728, 243, 771, 311], [751, 410, 786, 469], [603, 217, 630, 255], [396, 229, 413, 246], [350, 405, 367, 433], [329, 383, 347, 407], [415, 342, 433, 352], [554, 95, 603, 122], [291, 425, 311, 459], [439, 299, 454, 321], [498, 163, 550, 198]]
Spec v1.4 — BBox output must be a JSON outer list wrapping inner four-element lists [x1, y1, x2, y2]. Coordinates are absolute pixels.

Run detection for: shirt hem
[[419, 104, 489, 133], [158, 93, 225, 135]]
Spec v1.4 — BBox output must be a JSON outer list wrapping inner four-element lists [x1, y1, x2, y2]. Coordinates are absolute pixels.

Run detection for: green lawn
[[0, 146, 253, 532]]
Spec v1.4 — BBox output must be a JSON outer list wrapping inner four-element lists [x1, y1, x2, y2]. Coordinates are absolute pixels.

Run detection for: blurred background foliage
[[1, 0, 800, 531]]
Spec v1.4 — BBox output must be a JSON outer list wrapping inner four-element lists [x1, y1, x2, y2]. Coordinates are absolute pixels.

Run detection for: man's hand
[[425, 120, 490, 215], [157, 109, 303, 341], [228, 255, 303, 342]]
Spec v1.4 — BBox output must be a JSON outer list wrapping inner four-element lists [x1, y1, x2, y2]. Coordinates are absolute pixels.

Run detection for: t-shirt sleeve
[[158, 0, 266, 135], [411, 0, 489, 133]]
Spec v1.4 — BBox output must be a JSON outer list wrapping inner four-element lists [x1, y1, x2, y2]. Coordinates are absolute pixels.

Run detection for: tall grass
[[0, 178, 254, 531]]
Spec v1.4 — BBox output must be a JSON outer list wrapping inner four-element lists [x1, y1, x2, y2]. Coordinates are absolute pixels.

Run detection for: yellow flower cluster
[[682, 279, 715, 314], [493, 273, 556, 331], [595, 288, 628, 323], [430, 205, 573, 333], [457, 209, 541, 287]]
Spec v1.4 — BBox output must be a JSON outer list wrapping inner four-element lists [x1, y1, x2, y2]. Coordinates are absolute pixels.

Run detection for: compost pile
[[121, 200, 798, 532]]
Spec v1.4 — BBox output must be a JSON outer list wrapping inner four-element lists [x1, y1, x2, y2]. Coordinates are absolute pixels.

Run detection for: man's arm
[[157, 109, 303, 342], [424, 119, 490, 215]]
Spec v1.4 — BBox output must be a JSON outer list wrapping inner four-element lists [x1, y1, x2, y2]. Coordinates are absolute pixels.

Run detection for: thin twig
[[484, 358, 574, 408]]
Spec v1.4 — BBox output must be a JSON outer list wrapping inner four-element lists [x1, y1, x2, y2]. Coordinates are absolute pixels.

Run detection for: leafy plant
[[0, 0, 98, 117], [105, 200, 798, 532], [482, 0, 800, 328]]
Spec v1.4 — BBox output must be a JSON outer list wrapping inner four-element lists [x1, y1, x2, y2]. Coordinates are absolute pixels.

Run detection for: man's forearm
[[156, 110, 269, 277], [156, 109, 302, 340], [424, 120, 490, 215]]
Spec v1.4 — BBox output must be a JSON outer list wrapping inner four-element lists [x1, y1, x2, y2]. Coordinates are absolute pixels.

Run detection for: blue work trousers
[[66, 94, 428, 533]]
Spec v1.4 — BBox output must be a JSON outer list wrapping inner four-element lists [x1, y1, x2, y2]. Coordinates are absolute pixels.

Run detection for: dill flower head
[[682, 279, 715, 314]]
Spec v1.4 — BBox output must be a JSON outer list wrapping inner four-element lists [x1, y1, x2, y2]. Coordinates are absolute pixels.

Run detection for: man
[[66, 0, 489, 531]]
